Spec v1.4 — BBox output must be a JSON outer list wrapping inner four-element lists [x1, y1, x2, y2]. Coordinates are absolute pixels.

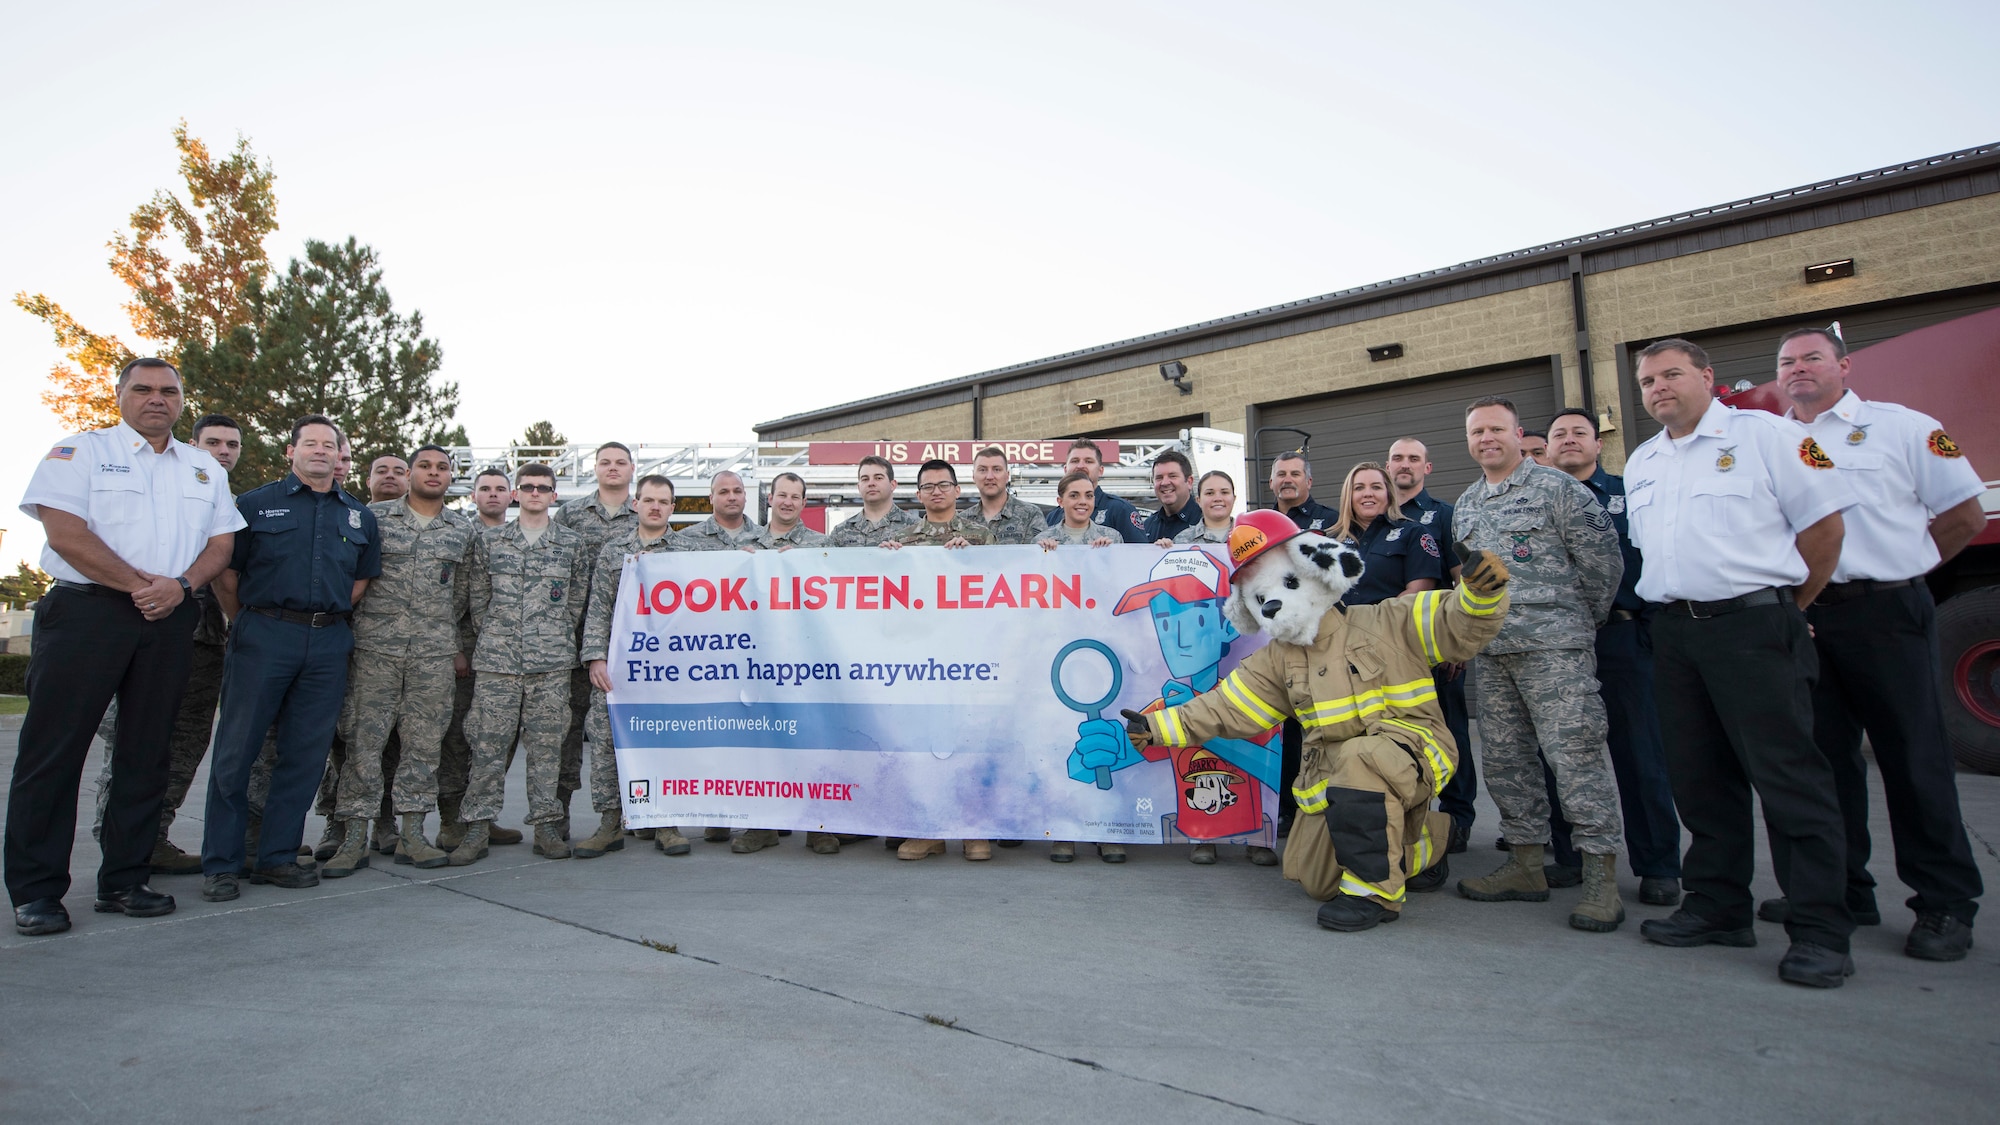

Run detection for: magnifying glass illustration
[[1050, 638, 1124, 790]]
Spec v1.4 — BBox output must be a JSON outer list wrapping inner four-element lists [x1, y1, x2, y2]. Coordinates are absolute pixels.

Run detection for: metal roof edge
[[757, 141, 2000, 433]]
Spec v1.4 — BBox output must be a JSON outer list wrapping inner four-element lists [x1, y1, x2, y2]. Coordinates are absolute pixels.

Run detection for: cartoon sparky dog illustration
[[1063, 548, 1279, 843]]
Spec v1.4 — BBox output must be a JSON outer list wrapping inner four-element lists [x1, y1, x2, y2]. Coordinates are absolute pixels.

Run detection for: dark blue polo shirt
[[1044, 484, 1150, 543], [1274, 497, 1339, 535], [1342, 516, 1446, 606], [1398, 489, 1455, 554], [1140, 499, 1203, 543], [231, 474, 382, 613], [1581, 466, 1646, 614]]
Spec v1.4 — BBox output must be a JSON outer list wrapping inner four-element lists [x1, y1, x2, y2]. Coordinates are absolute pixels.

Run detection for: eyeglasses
[[516, 483, 557, 494], [915, 482, 958, 493]]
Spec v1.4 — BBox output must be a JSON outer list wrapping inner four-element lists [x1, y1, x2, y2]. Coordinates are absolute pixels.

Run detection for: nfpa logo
[[627, 780, 651, 803]]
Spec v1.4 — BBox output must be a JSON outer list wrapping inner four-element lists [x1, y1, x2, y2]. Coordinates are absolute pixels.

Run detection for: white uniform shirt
[[19, 421, 245, 584], [1788, 390, 1985, 582], [1623, 398, 1854, 603]]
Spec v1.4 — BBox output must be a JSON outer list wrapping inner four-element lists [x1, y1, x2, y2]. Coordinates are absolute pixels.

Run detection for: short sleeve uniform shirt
[[20, 421, 242, 582]]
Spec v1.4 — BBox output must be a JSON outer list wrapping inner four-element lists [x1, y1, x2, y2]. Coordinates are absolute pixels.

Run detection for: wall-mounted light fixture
[[1804, 258, 1855, 283], [1159, 360, 1192, 395], [1367, 343, 1404, 362], [1075, 398, 1105, 414], [1597, 407, 1618, 434]]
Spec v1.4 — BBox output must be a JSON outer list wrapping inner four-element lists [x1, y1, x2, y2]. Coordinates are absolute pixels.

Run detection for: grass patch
[[922, 1014, 958, 1028], [639, 938, 678, 953], [0, 695, 27, 716]]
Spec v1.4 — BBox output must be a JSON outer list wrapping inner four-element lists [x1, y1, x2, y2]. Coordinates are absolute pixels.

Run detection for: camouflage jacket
[[467, 519, 591, 674], [555, 492, 638, 563], [828, 505, 919, 547], [674, 515, 763, 551], [963, 494, 1046, 545], [351, 498, 475, 659], [1172, 522, 1233, 545], [752, 521, 828, 550], [1036, 521, 1119, 546], [895, 516, 997, 547], [1452, 459, 1622, 654], [580, 528, 681, 664]]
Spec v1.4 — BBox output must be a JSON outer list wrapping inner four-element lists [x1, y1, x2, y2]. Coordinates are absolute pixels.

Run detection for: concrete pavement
[[2, 725, 1997, 1124]]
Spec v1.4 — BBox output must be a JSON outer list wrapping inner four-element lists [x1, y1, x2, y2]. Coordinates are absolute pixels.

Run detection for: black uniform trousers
[[1546, 616, 1682, 876], [1653, 598, 1853, 951], [1433, 667, 1476, 829], [201, 611, 354, 875], [4, 586, 195, 905], [1795, 584, 1982, 923]]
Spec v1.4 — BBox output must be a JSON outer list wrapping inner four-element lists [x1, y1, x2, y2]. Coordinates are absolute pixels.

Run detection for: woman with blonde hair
[[1333, 461, 1442, 605]]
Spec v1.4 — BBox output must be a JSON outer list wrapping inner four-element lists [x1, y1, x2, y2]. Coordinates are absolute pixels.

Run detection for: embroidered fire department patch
[[1928, 429, 1963, 458], [1799, 437, 1834, 470]]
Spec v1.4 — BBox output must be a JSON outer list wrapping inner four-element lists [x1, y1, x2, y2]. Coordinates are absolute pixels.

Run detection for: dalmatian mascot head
[[1221, 509, 1364, 648]]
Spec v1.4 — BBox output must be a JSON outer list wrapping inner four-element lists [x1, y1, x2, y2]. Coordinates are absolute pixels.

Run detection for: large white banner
[[606, 543, 1279, 845]]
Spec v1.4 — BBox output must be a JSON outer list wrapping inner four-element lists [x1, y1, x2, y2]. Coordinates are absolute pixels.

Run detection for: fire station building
[[756, 143, 2000, 506]]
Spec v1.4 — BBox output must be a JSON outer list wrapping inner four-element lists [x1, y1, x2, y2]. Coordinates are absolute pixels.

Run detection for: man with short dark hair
[[200, 414, 380, 903], [677, 470, 763, 552], [10, 359, 241, 934], [1267, 451, 1336, 532], [755, 472, 828, 550], [829, 456, 918, 546], [1520, 430, 1550, 466], [964, 447, 1045, 544], [366, 454, 410, 502], [436, 467, 524, 850], [1774, 326, 1984, 961], [1141, 450, 1201, 543], [553, 442, 639, 838], [1041, 439, 1149, 542], [1544, 407, 1683, 906]]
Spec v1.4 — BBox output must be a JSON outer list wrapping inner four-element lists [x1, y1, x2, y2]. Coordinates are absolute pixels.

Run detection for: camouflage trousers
[[332, 653, 455, 818], [559, 665, 591, 795], [582, 685, 626, 814], [437, 668, 478, 811], [1282, 734, 1452, 908], [92, 641, 226, 842], [463, 669, 572, 825], [1473, 648, 1623, 855], [314, 731, 394, 819]]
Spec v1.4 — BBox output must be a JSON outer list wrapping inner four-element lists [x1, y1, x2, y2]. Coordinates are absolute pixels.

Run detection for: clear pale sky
[[3, 1, 1995, 572]]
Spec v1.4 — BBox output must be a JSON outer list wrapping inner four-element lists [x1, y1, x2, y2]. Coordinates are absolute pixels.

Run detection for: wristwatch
[[176, 576, 193, 598]]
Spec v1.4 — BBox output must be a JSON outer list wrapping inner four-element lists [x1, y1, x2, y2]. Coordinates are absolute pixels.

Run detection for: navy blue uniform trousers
[[201, 611, 353, 874]]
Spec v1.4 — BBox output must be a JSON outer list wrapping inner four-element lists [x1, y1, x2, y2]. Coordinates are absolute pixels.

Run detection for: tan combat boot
[[1457, 843, 1552, 902], [533, 824, 572, 858], [1570, 852, 1627, 932], [434, 797, 464, 851], [897, 838, 946, 860], [807, 832, 841, 854], [149, 838, 203, 875], [962, 839, 993, 861], [703, 826, 732, 843], [448, 820, 490, 866], [488, 824, 524, 845], [732, 829, 782, 854], [395, 812, 449, 869], [312, 819, 345, 863], [321, 818, 374, 878], [655, 828, 691, 856], [573, 810, 626, 858], [371, 816, 399, 856]]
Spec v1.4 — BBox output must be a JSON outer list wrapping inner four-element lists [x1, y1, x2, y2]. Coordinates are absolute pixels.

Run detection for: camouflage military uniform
[[753, 521, 828, 550], [463, 520, 591, 826], [827, 505, 918, 546], [579, 528, 684, 814], [435, 608, 483, 819], [674, 514, 764, 551], [91, 586, 228, 845], [1172, 523, 1232, 545], [331, 498, 474, 818], [964, 495, 1046, 545], [1454, 459, 1625, 854], [552, 494, 637, 811], [1036, 522, 1119, 546], [894, 516, 997, 547]]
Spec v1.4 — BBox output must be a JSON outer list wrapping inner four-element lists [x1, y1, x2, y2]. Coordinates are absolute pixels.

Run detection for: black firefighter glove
[[1455, 539, 1511, 596], [1120, 708, 1154, 753]]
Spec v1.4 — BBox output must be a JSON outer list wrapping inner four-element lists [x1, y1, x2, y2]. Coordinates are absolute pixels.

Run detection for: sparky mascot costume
[[1123, 510, 1512, 932]]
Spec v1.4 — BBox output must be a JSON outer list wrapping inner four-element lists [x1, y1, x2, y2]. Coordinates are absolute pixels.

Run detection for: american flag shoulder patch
[[46, 445, 76, 461]]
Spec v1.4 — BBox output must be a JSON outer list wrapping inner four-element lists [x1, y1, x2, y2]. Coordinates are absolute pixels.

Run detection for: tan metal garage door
[[1253, 358, 1563, 508], [1623, 285, 2000, 447]]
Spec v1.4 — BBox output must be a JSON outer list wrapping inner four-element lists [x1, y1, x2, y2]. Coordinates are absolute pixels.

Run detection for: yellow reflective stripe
[[1291, 778, 1329, 814], [1300, 678, 1439, 727], [1457, 583, 1502, 617], [1410, 822, 1434, 873], [1340, 870, 1407, 903], [1411, 590, 1444, 664], [1381, 717, 1453, 795], [1157, 708, 1189, 747], [1219, 672, 1284, 727]]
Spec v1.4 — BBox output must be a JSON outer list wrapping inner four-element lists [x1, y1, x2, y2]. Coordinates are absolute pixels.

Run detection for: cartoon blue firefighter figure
[[1060, 547, 1279, 843]]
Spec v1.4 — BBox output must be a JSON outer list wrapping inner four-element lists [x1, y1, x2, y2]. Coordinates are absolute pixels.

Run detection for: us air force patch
[[349, 509, 363, 528], [1607, 495, 1625, 514]]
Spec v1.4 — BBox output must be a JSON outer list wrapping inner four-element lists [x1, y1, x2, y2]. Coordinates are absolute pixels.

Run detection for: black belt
[[53, 579, 130, 599], [1816, 578, 1917, 605], [1659, 586, 1793, 619], [248, 605, 351, 628]]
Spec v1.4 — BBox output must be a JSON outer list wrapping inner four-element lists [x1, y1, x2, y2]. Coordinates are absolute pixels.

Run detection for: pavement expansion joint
[[373, 860, 1316, 1123]]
